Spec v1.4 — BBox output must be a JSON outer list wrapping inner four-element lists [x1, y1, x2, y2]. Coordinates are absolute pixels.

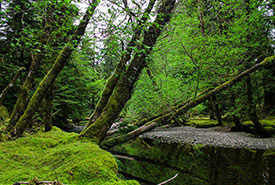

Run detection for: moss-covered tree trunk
[[7, 54, 43, 131], [84, 0, 157, 128], [80, 0, 176, 143], [7, 7, 59, 131], [9, 1, 99, 138], [101, 56, 274, 148]]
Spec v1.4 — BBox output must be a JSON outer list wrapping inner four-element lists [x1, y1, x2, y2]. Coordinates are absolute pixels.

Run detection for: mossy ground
[[0, 127, 139, 185], [242, 116, 275, 134], [186, 116, 275, 133], [185, 117, 227, 128]]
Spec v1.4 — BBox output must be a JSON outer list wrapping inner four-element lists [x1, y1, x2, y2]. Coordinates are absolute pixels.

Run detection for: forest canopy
[[0, 0, 274, 142]]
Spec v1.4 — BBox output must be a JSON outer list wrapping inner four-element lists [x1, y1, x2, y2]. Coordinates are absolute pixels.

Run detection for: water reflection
[[114, 141, 275, 185]]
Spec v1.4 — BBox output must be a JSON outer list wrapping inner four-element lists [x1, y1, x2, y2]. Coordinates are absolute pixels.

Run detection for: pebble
[[139, 126, 275, 150]]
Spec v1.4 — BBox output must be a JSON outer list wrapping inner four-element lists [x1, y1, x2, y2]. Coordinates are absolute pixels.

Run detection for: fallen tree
[[101, 56, 274, 148]]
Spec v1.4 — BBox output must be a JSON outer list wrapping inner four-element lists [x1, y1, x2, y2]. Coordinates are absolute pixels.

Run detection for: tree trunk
[[7, 5, 61, 131], [229, 91, 242, 129], [246, 75, 266, 135], [7, 54, 42, 131], [262, 65, 275, 114], [80, 0, 176, 143], [0, 67, 25, 105], [101, 56, 274, 147], [9, 1, 99, 138], [198, 0, 205, 37], [210, 95, 222, 126], [44, 82, 55, 132], [84, 0, 157, 128]]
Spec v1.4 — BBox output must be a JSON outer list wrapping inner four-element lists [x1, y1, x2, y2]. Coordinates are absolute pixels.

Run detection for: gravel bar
[[139, 126, 275, 150]]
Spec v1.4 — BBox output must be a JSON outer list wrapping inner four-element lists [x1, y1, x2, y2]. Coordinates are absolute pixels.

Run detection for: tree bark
[[7, 4, 62, 131], [0, 67, 25, 105], [229, 91, 242, 129], [210, 95, 222, 126], [9, 1, 99, 138], [246, 75, 266, 135], [84, 0, 157, 128], [80, 0, 176, 143], [198, 0, 205, 37], [262, 65, 275, 114], [44, 81, 55, 132], [101, 56, 274, 147], [7, 54, 42, 131]]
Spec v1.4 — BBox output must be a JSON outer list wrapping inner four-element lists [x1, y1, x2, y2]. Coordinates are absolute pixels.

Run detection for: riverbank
[[140, 126, 275, 149]]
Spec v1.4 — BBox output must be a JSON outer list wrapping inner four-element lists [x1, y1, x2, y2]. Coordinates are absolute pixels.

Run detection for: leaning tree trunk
[[101, 56, 274, 148], [7, 54, 43, 131], [0, 67, 25, 105], [80, 0, 176, 143], [84, 0, 157, 128], [9, 1, 99, 138], [7, 7, 60, 131]]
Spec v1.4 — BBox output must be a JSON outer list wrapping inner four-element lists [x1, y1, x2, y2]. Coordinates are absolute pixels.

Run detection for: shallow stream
[[111, 138, 275, 185]]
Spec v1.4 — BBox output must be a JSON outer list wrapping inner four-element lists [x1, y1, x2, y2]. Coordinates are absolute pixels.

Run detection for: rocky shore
[[140, 126, 275, 150]]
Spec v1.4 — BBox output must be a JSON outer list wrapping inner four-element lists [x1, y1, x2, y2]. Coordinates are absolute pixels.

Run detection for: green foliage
[[125, 0, 275, 122], [0, 127, 139, 185], [51, 37, 105, 127], [53, 62, 103, 125], [0, 0, 79, 111]]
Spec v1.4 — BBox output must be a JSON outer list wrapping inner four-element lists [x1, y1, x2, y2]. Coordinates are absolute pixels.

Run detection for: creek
[[110, 138, 275, 185]]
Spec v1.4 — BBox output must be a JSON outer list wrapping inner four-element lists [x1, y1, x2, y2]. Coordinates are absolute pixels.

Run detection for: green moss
[[243, 116, 275, 130], [185, 118, 219, 128], [0, 105, 10, 141], [0, 105, 9, 124], [0, 127, 139, 185]]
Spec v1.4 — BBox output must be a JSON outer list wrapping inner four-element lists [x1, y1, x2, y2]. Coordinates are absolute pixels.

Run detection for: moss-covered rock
[[186, 118, 219, 128], [0, 127, 139, 185]]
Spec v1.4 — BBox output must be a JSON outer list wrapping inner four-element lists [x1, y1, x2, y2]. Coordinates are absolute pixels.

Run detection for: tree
[[80, 0, 177, 143], [9, 0, 99, 138], [6, 0, 79, 131], [101, 56, 274, 148]]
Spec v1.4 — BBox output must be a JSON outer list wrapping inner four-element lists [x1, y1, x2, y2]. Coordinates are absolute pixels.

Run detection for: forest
[[0, 0, 274, 184]]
